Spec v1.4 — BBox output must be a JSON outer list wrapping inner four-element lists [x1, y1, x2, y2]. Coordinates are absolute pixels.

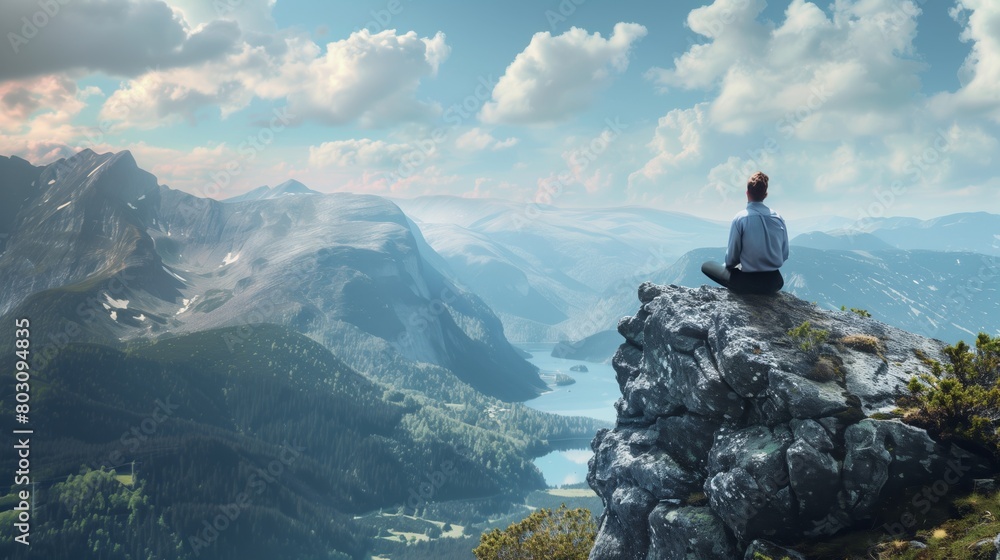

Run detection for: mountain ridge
[[0, 149, 545, 401]]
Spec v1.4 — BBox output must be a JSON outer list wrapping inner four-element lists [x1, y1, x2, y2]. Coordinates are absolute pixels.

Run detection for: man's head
[[747, 171, 769, 202]]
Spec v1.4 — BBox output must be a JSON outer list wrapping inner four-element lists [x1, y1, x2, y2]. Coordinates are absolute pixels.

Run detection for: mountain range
[[0, 150, 601, 559], [394, 195, 730, 342], [395, 195, 999, 349], [1, 149, 997, 559], [0, 150, 544, 401], [581, 245, 999, 360]]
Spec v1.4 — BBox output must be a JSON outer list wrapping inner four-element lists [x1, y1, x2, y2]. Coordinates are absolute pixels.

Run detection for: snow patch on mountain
[[104, 294, 128, 309]]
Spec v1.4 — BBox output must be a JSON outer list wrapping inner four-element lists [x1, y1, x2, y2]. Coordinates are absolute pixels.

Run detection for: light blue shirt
[[725, 202, 789, 272]]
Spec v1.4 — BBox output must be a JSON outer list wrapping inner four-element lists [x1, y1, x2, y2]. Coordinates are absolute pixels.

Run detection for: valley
[[1, 150, 997, 559]]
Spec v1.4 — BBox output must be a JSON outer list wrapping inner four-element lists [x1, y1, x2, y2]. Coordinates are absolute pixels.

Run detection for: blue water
[[521, 344, 618, 424], [520, 343, 619, 487]]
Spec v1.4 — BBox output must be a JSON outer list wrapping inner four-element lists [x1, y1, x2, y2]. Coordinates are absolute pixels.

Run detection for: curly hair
[[747, 171, 768, 201]]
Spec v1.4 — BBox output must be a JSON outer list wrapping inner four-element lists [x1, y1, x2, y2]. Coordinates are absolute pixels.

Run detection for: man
[[702, 171, 788, 295]]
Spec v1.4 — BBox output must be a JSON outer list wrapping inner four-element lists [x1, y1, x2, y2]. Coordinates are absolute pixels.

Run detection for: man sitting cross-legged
[[701, 171, 789, 295]]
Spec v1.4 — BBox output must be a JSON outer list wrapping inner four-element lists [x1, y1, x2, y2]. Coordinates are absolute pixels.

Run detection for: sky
[[1, 0, 998, 220]]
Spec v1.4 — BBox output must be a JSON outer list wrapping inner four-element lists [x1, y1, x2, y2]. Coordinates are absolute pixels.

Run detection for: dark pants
[[701, 261, 784, 295]]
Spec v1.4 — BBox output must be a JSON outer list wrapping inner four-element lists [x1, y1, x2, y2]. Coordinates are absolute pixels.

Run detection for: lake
[[520, 343, 619, 487]]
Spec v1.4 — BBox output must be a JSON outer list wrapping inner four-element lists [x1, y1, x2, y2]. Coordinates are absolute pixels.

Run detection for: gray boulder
[[646, 505, 739, 560], [588, 283, 994, 559]]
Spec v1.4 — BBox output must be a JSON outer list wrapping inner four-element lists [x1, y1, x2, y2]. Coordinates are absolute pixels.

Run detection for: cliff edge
[[588, 283, 994, 559]]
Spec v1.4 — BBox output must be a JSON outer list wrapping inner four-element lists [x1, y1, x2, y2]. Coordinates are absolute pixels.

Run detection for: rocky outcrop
[[588, 283, 993, 559]]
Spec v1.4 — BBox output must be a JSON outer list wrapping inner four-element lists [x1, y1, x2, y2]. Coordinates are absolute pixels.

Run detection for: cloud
[[308, 138, 413, 168], [625, 0, 1000, 216], [929, 0, 1000, 123], [0, 75, 101, 163], [647, 0, 925, 138], [647, 0, 771, 91], [480, 22, 647, 125], [283, 30, 450, 126], [0, 0, 240, 81], [169, 0, 277, 33], [629, 104, 708, 185], [454, 128, 518, 151], [99, 29, 450, 128], [813, 144, 862, 192]]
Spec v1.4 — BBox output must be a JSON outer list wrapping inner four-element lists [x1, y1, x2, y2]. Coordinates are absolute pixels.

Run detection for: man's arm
[[780, 217, 789, 264], [725, 217, 742, 269]]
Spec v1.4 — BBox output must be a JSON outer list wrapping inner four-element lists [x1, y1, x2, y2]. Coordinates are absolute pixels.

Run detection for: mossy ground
[[794, 489, 1000, 559]]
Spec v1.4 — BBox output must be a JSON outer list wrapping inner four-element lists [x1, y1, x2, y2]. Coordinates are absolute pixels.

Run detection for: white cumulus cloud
[[480, 22, 647, 125], [648, 0, 925, 138], [929, 0, 1000, 123], [99, 29, 451, 128], [454, 128, 518, 151], [308, 138, 413, 168]]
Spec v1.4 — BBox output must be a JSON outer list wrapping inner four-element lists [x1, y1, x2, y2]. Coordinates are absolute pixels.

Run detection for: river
[[520, 343, 618, 487]]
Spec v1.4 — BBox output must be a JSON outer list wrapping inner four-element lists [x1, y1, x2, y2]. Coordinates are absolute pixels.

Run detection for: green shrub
[[473, 504, 596, 560], [840, 306, 871, 318], [787, 321, 830, 355], [900, 333, 1000, 461]]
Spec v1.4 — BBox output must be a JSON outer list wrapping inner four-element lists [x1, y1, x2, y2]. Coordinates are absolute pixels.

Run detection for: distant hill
[[223, 179, 319, 202], [847, 212, 1000, 256], [792, 231, 895, 251], [0, 150, 545, 401], [394, 195, 729, 341], [551, 329, 621, 363], [591, 246, 999, 346]]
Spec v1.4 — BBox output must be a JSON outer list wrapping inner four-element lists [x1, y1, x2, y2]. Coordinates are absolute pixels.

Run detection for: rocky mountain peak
[[223, 179, 320, 202], [589, 283, 994, 559]]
